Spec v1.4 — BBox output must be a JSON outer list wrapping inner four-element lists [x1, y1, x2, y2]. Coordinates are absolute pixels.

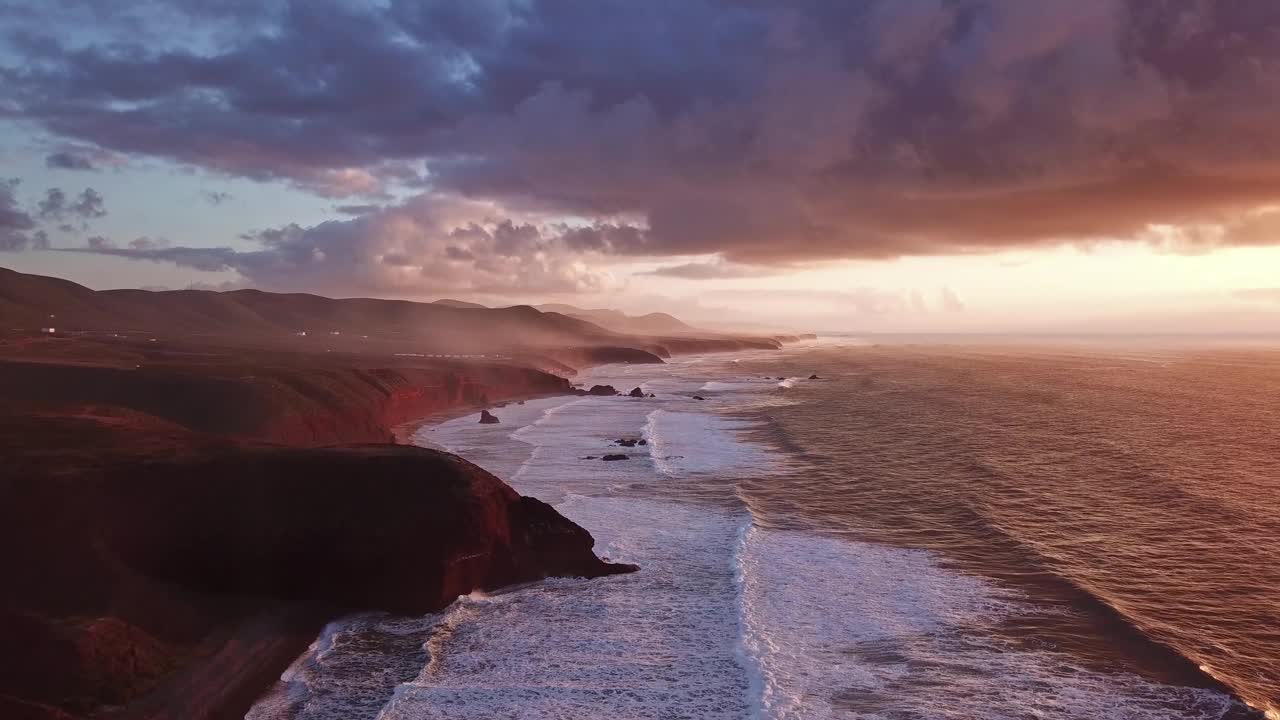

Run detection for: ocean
[[248, 338, 1279, 719]]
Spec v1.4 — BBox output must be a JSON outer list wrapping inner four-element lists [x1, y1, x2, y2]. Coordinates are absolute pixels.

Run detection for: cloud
[[0, 179, 37, 250], [43, 144, 124, 172], [128, 236, 169, 250], [36, 188, 67, 220], [940, 286, 965, 312], [45, 151, 94, 171], [642, 257, 779, 280], [6, 1, 1280, 263], [65, 192, 624, 295], [35, 187, 107, 222]]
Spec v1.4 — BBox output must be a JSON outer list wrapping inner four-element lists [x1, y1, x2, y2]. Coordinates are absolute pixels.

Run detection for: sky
[[1, 0, 1279, 333]]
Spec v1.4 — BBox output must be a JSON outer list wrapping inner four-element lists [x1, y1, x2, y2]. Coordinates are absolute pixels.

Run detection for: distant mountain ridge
[[535, 303, 698, 335], [431, 298, 488, 309], [0, 268, 810, 365]]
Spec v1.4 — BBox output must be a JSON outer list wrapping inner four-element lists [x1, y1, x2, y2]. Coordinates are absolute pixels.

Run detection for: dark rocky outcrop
[[692, 395, 706, 401], [616, 439, 638, 447], [628, 387, 645, 398], [585, 384, 618, 396], [601, 454, 629, 461], [0, 443, 634, 719], [479, 409, 500, 424], [809, 374, 821, 380]]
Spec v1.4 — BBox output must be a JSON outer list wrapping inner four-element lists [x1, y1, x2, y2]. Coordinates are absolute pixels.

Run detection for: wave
[[643, 408, 776, 478], [733, 525, 1248, 719]]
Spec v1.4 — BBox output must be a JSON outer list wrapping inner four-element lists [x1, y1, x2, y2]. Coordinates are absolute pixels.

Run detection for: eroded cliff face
[[0, 356, 626, 720], [0, 359, 571, 446], [0, 440, 632, 719], [103, 446, 628, 612]]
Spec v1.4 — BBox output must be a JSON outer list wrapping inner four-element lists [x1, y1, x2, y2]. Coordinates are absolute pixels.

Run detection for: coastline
[[390, 389, 573, 445]]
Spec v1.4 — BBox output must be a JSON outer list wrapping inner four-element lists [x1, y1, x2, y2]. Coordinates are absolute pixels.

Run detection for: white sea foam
[[644, 408, 774, 478], [251, 350, 1244, 720], [375, 496, 756, 720], [735, 526, 1243, 719]]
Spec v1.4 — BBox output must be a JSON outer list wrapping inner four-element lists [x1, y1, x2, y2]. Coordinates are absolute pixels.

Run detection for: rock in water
[[628, 387, 645, 398], [692, 395, 706, 401], [809, 374, 821, 380], [602, 454, 629, 461], [479, 409, 500, 424], [616, 438, 638, 447], [586, 384, 618, 396]]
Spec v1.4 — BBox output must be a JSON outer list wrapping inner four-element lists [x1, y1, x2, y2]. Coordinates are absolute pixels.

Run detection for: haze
[[2, 1, 1279, 334]]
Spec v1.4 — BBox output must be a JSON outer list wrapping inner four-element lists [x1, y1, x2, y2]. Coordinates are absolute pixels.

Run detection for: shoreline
[[134, 351, 783, 719], [390, 389, 575, 445]]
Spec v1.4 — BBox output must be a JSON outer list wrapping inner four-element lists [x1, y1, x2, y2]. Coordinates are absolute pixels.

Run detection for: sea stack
[[479, 410, 500, 424], [628, 387, 645, 398]]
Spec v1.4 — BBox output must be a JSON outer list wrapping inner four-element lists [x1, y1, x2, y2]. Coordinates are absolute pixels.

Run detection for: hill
[[536, 303, 698, 335], [431, 298, 488, 309], [1, 268, 807, 366]]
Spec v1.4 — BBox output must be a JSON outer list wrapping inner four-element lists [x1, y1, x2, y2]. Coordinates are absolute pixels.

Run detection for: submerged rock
[[602, 454, 629, 461], [479, 410, 500, 424], [616, 438, 638, 447], [692, 395, 706, 401], [809, 374, 821, 380]]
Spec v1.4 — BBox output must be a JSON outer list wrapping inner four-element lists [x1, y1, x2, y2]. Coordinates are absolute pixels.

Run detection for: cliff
[[0, 338, 632, 719], [0, 346, 570, 447], [0, 433, 631, 719]]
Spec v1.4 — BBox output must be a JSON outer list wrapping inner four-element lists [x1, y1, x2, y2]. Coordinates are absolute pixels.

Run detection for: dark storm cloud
[[7, 0, 1280, 267]]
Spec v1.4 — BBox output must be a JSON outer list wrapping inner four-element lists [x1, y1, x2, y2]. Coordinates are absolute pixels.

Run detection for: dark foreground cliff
[[0, 341, 634, 719], [0, 425, 633, 719]]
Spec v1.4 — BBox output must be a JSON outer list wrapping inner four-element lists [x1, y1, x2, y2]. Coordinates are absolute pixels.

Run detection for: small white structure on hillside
[[41, 327, 56, 334]]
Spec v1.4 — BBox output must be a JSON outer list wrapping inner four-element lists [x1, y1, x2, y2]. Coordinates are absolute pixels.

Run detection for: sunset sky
[[2, 0, 1279, 332]]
